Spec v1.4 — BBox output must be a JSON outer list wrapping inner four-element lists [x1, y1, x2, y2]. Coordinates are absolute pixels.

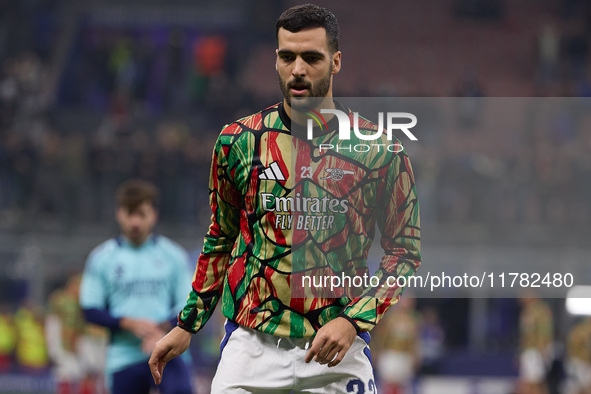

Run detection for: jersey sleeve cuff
[[176, 315, 197, 334], [338, 311, 361, 334]]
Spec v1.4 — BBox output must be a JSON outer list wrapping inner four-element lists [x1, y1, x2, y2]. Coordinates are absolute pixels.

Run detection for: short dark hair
[[276, 4, 339, 54], [116, 179, 159, 212]]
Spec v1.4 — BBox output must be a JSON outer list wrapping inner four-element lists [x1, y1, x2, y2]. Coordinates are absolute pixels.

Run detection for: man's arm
[[176, 129, 242, 333], [150, 128, 242, 383], [341, 149, 421, 332], [306, 148, 421, 366]]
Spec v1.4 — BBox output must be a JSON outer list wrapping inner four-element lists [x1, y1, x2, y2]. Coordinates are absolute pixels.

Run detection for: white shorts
[[211, 321, 377, 393], [519, 349, 546, 383]]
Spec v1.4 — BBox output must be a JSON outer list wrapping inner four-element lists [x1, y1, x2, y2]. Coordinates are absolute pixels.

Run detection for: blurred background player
[[518, 293, 554, 394], [373, 296, 421, 394], [79, 179, 194, 394], [77, 322, 108, 394], [418, 306, 445, 376], [565, 316, 591, 394], [46, 273, 108, 394], [14, 298, 49, 374], [0, 303, 16, 373], [46, 274, 86, 394]]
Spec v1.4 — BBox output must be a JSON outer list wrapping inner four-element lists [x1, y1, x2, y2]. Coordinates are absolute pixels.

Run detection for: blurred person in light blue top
[[79, 179, 194, 394]]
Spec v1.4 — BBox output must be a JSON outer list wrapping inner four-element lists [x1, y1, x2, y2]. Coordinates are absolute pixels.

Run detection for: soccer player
[[79, 179, 194, 394], [149, 4, 421, 393]]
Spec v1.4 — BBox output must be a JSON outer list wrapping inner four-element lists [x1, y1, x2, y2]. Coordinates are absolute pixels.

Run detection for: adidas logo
[[259, 161, 286, 181]]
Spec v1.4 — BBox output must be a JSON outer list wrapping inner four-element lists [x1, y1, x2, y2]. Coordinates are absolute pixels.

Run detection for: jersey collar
[[279, 100, 349, 139], [115, 234, 158, 248]]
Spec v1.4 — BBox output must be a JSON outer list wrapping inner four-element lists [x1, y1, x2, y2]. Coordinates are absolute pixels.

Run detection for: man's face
[[116, 201, 158, 246], [276, 27, 341, 109]]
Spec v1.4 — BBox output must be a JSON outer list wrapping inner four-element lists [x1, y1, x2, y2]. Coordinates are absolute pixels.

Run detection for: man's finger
[[148, 344, 169, 385], [315, 342, 336, 364], [148, 357, 162, 385], [149, 356, 167, 385], [327, 355, 342, 368], [305, 336, 326, 363], [327, 343, 351, 368], [319, 345, 339, 365]]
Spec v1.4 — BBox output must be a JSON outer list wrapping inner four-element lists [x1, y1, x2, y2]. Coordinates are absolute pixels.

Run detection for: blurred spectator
[[0, 303, 16, 372], [163, 29, 188, 109], [46, 273, 107, 394], [563, 20, 589, 82], [535, 20, 561, 89], [178, 133, 215, 224], [452, 67, 485, 130], [190, 35, 227, 103], [14, 299, 49, 373], [373, 297, 421, 394], [33, 130, 63, 217], [5, 134, 38, 215], [61, 132, 89, 224], [45, 274, 87, 394], [77, 324, 108, 394], [564, 317, 591, 394], [418, 306, 445, 375], [155, 122, 185, 221], [88, 132, 116, 222], [517, 294, 554, 394], [0, 58, 20, 128]]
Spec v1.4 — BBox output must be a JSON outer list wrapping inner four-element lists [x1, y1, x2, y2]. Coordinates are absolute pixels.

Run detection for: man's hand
[[119, 317, 162, 339], [305, 317, 357, 368], [148, 326, 192, 385]]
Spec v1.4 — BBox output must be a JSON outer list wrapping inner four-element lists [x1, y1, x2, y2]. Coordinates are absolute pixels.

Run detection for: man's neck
[[120, 234, 153, 248], [283, 96, 336, 125]]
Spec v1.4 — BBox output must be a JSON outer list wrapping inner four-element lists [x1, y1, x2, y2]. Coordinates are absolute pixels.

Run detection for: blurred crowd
[[417, 100, 591, 228], [2, 0, 591, 230], [0, 102, 218, 227]]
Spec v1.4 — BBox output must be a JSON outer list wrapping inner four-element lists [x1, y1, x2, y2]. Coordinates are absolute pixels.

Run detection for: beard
[[278, 66, 332, 110]]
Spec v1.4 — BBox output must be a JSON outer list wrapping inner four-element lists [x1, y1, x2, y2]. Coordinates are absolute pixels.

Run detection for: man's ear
[[115, 207, 124, 225], [332, 51, 342, 75], [275, 49, 279, 70]]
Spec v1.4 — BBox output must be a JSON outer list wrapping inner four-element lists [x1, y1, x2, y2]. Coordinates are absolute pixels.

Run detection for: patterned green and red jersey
[[178, 101, 421, 338]]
